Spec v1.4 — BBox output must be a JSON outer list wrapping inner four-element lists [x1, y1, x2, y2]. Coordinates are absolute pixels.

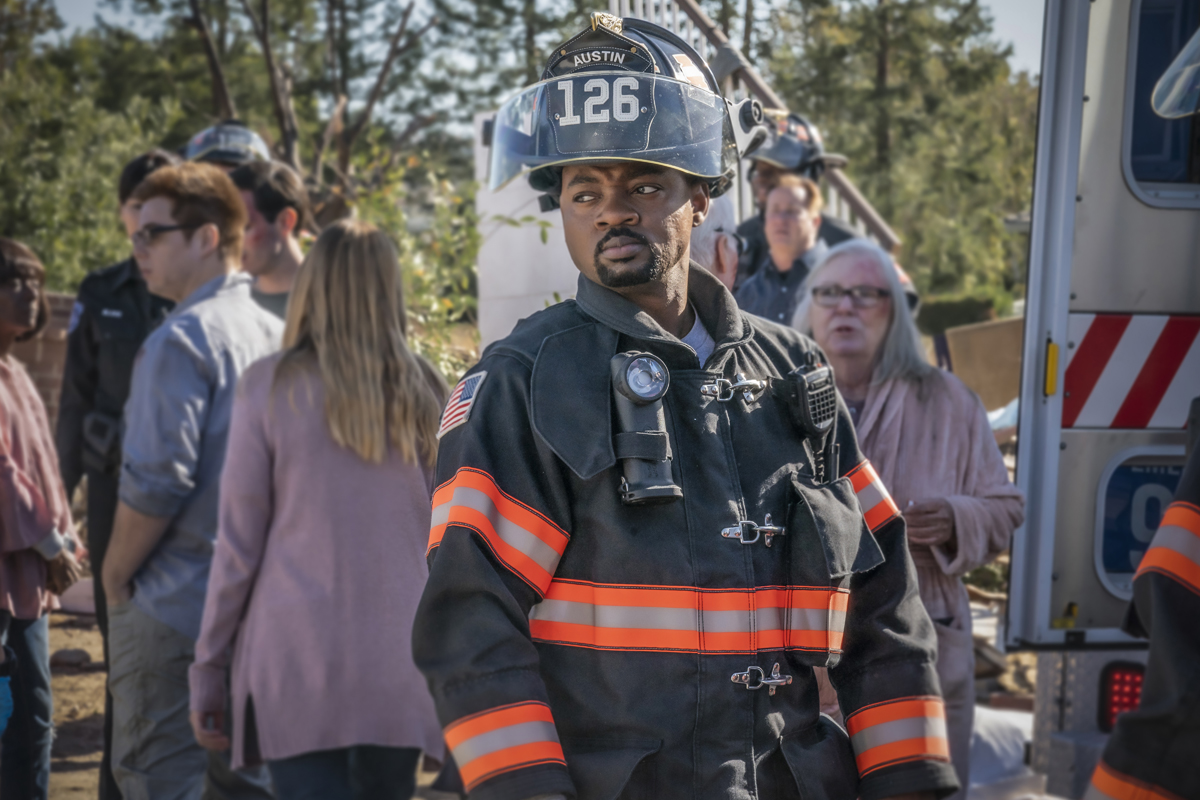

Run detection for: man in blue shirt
[[102, 162, 281, 799], [735, 174, 828, 325]]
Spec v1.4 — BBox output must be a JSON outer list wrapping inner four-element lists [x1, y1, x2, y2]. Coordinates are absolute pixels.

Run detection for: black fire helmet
[[749, 112, 835, 180], [488, 12, 767, 204]]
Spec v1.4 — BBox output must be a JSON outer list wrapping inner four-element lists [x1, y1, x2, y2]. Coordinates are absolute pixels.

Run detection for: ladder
[[608, 0, 901, 252]]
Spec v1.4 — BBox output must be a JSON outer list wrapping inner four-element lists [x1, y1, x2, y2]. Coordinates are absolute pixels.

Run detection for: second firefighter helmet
[[750, 112, 837, 180], [489, 12, 767, 198], [185, 120, 271, 166]]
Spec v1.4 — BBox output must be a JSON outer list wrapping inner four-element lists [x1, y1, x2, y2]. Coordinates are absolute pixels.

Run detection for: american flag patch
[[437, 371, 488, 439]]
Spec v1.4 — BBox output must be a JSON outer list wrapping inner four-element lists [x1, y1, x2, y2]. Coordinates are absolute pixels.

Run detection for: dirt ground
[[46, 613, 453, 800], [48, 613, 106, 798]]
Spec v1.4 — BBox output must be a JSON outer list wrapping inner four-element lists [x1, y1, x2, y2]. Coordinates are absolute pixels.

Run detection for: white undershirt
[[680, 306, 716, 367]]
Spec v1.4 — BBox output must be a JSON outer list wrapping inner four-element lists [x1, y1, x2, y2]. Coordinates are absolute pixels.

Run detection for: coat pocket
[[786, 475, 886, 667], [778, 715, 860, 800], [561, 736, 661, 800]]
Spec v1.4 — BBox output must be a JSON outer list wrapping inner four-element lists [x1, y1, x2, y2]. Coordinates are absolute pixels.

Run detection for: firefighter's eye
[[633, 184, 660, 195]]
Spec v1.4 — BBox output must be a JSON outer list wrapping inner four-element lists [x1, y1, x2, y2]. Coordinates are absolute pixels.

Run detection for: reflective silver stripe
[[850, 715, 948, 755], [430, 501, 451, 528], [448, 486, 562, 574], [855, 479, 886, 514], [1149, 524, 1200, 567], [701, 608, 749, 633], [531, 597, 846, 635], [450, 720, 561, 766], [530, 599, 699, 631]]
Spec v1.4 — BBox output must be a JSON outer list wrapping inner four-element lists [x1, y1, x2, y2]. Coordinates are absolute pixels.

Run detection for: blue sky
[[54, 0, 1048, 76]]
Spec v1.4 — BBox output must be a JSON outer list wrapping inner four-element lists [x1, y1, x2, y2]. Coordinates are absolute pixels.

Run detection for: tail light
[[1098, 661, 1144, 732]]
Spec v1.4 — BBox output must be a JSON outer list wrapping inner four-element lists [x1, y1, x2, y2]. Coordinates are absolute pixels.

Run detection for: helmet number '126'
[[557, 78, 641, 126]]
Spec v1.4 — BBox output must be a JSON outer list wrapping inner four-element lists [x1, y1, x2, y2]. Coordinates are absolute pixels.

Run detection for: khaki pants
[[107, 602, 274, 800]]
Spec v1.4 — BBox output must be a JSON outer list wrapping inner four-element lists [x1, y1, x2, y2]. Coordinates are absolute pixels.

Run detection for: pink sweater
[[0, 356, 73, 619], [189, 353, 445, 767], [855, 370, 1025, 623]]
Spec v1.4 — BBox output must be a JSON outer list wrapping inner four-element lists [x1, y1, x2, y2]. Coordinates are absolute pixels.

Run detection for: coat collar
[[573, 263, 753, 354]]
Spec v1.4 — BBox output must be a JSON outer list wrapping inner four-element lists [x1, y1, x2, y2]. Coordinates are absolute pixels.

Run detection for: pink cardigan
[[189, 353, 445, 767], [0, 356, 73, 619], [855, 370, 1025, 622]]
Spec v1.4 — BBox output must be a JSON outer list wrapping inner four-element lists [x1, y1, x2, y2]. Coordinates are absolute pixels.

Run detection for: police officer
[[735, 113, 858, 287], [184, 119, 271, 170], [413, 15, 958, 800], [55, 149, 176, 800]]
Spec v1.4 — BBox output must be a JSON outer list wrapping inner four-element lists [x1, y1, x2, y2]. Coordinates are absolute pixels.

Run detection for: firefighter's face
[[560, 162, 709, 293], [809, 254, 892, 364]]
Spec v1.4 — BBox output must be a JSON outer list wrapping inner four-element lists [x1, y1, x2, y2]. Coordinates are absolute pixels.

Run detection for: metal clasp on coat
[[700, 373, 766, 403], [731, 663, 794, 696], [720, 514, 785, 547]]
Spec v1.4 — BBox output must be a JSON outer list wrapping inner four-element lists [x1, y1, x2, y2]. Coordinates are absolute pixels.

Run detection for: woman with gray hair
[[795, 240, 1024, 798]]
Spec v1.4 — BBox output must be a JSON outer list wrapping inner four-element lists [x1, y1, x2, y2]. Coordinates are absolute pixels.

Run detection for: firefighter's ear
[[531, 323, 619, 480]]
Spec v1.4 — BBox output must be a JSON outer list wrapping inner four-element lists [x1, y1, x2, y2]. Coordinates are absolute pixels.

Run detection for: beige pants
[[107, 602, 273, 800]]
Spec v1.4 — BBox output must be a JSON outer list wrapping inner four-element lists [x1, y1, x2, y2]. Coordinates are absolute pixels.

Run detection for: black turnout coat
[[413, 266, 959, 800], [1087, 445, 1200, 800]]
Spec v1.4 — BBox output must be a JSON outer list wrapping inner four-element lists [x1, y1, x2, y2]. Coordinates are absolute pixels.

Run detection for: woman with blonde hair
[[795, 240, 1024, 798], [188, 220, 447, 799]]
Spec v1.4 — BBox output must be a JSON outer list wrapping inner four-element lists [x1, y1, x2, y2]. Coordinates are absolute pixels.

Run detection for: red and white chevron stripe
[[1062, 314, 1200, 429]]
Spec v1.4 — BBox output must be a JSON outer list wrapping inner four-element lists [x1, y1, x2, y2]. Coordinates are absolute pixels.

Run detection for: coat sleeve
[[55, 297, 97, 498], [1087, 448, 1200, 800], [933, 384, 1025, 578], [412, 354, 576, 800], [826, 399, 961, 800], [190, 362, 274, 716]]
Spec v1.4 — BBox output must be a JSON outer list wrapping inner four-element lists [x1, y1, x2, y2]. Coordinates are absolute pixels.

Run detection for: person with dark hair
[[102, 163, 279, 799], [56, 149, 178, 800], [229, 161, 311, 319], [0, 238, 84, 800]]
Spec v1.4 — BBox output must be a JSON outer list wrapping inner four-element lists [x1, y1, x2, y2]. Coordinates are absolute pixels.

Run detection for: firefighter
[[735, 113, 857, 287], [1081, 38, 1200, 800], [1083, 441, 1200, 800], [413, 14, 959, 800]]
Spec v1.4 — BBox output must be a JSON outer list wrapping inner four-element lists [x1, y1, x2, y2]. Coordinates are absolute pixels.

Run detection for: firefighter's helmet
[[489, 13, 767, 198], [750, 112, 834, 180], [185, 120, 271, 166]]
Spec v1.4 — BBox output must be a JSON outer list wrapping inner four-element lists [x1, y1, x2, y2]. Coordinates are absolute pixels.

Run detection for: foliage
[[351, 138, 480, 380], [0, 71, 180, 290], [766, 0, 1038, 299]]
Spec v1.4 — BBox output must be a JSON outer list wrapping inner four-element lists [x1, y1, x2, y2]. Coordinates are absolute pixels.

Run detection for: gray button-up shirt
[[734, 240, 828, 325], [119, 273, 282, 639]]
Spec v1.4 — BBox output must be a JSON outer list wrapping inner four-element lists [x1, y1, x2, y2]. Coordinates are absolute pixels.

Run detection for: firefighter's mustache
[[595, 228, 650, 258]]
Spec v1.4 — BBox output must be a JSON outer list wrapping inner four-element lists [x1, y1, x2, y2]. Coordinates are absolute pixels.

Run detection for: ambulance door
[[1007, 0, 1200, 649]]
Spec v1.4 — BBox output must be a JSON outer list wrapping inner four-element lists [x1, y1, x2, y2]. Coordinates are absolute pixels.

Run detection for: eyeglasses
[[0, 275, 42, 293], [811, 284, 891, 309], [132, 224, 197, 249]]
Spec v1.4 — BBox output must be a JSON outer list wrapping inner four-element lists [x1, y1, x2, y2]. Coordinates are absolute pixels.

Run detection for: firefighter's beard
[[593, 227, 684, 289]]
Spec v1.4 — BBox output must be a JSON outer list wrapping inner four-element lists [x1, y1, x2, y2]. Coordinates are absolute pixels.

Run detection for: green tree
[[767, 0, 1036, 297]]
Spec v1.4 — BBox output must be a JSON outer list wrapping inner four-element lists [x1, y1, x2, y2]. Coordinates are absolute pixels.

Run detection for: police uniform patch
[[68, 301, 84, 334], [438, 371, 488, 439]]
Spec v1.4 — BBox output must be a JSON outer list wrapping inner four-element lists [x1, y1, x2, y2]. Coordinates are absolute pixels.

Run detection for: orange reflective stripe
[[443, 702, 565, 791], [528, 581, 849, 654], [1134, 502, 1200, 595], [427, 468, 569, 594], [846, 696, 950, 776], [1085, 761, 1183, 800], [847, 461, 900, 533]]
